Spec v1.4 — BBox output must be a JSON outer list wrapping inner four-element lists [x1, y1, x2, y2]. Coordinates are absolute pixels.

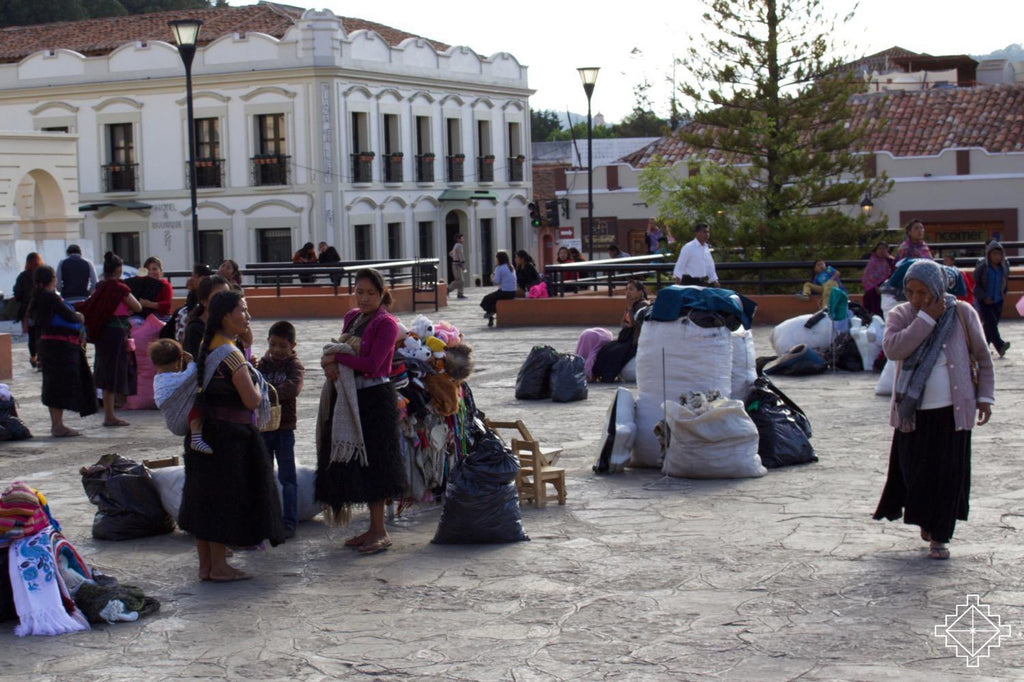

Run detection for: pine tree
[[643, 0, 890, 260]]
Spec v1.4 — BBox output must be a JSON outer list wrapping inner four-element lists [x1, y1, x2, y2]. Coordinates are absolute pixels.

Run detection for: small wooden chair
[[485, 419, 566, 508]]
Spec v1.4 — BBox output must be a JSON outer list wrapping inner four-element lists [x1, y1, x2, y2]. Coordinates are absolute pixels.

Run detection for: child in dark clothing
[[257, 320, 305, 537]]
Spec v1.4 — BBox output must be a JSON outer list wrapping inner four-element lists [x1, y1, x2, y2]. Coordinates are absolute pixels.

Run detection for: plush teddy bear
[[409, 314, 434, 342]]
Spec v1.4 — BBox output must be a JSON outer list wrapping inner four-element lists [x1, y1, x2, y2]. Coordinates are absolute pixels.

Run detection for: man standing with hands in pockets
[[673, 222, 719, 286], [449, 233, 467, 299]]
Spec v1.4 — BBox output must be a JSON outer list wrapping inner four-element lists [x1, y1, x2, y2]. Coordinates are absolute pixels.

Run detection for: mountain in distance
[[972, 44, 1024, 61]]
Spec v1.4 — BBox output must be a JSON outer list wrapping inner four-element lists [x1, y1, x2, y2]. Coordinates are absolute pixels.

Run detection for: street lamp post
[[577, 67, 599, 261], [169, 19, 204, 265]]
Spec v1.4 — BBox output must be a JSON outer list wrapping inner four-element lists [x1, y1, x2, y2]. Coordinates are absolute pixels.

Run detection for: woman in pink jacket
[[873, 259, 994, 560]]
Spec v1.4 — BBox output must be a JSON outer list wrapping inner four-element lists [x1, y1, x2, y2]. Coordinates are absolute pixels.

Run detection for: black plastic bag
[[550, 353, 588, 402], [0, 397, 31, 441], [763, 344, 828, 376], [823, 332, 863, 372], [514, 345, 559, 400], [745, 377, 817, 468], [432, 426, 529, 544], [80, 454, 175, 541]]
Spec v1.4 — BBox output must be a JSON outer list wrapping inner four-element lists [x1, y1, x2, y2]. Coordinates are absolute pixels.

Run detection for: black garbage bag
[[80, 454, 175, 541], [432, 426, 529, 544], [515, 345, 560, 400], [823, 332, 863, 372], [745, 376, 817, 468], [550, 353, 588, 402], [0, 397, 31, 441]]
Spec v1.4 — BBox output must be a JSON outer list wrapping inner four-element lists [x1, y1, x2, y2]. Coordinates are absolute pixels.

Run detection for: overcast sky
[[236, 0, 1022, 122]]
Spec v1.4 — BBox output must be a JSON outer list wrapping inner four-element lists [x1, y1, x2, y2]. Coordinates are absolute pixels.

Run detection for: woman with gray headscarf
[[873, 260, 994, 560]]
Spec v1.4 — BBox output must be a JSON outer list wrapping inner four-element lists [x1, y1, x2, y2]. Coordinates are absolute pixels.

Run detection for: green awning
[[438, 190, 498, 202], [79, 200, 153, 212]]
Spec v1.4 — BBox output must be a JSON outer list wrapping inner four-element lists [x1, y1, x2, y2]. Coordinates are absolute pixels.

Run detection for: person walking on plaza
[[27, 265, 97, 436], [257, 321, 305, 539], [448, 233, 467, 299], [12, 252, 43, 370], [973, 240, 1011, 357], [480, 251, 517, 327], [80, 252, 141, 427], [873, 259, 994, 560], [180, 290, 284, 581], [56, 244, 97, 304], [673, 222, 719, 286], [317, 268, 406, 555], [895, 219, 932, 261]]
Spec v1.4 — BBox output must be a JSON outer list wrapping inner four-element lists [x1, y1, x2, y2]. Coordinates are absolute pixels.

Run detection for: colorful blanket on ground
[[0, 482, 60, 549], [8, 526, 90, 636]]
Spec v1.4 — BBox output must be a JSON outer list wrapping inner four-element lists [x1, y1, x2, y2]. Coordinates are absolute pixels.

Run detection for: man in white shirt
[[672, 222, 719, 286], [448, 233, 467, 299]]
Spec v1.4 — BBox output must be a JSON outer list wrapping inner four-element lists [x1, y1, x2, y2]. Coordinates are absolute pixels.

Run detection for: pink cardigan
[[883, 301, 994, 431], [334, 307, 399, 378]]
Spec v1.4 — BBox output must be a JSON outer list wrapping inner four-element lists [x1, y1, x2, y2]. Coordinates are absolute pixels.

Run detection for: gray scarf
[[893, 260, 958, 432]]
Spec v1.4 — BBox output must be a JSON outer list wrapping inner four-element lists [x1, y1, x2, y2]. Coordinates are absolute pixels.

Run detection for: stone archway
[[11, 169, 69, 238]]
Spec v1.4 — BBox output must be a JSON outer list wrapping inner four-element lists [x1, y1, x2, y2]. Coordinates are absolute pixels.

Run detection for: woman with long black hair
[[179, 290, 283, 581], [480, 251, 517, 327], [317, 268, 406, 555], [12, 252, 43, 370], [27, 265, 97, 436]]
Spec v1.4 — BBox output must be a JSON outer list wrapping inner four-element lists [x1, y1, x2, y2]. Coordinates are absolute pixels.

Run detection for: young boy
[[148, 338, 212, 454], [257, 321, 305, 538], [797, 260, 844, 302]]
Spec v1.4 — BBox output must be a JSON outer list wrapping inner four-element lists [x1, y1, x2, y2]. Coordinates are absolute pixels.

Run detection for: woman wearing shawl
[[861, 242, 895, 317], [81, 252, 141, 427], [317, 268, 406, 555], [895, 219, 932, 261], [179, 290, 284, 581], [12, 252, 43, 370], [873, 260, 994, 560]]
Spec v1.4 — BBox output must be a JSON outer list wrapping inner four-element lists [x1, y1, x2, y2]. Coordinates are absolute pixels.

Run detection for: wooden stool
[[485, 419, 566, 508]]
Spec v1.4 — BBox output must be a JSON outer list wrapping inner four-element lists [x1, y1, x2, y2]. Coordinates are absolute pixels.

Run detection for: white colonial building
[[0, 2, 533, 291]]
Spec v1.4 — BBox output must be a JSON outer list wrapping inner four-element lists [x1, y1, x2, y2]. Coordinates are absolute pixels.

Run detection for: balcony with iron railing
[[384, 153, 403, 183], [351, 151, 374, 183], [477, 155, 495, 182], [416, 153, 435, 182], [508, 155, 525, 182], [101, 163, 138, 192], [186, 158, 225, 189], [250, 155, 290, 186], [447, 154, 465, 183]]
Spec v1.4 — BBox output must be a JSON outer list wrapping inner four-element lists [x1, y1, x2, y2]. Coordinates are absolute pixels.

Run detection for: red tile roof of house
[[0, 2, 449, 64], [620, 84, 1024, 166]]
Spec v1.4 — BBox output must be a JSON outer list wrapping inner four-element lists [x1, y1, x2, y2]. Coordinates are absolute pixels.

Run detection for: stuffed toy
[[443, 343, 474, 382], [409, 314, 434, 342], [433, 320, 463, 347]]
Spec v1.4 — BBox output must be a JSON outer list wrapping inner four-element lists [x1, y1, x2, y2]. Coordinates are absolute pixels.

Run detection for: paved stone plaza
[[0, 294, 1022, 680]]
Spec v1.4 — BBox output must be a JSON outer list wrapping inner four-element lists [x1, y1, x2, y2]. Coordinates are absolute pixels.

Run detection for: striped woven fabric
[[0, 482, 51, 548]]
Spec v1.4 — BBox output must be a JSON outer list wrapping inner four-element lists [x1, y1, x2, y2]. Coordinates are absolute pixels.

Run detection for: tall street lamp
[[169, 19, 204, 265], [577, 67, 599, 260]]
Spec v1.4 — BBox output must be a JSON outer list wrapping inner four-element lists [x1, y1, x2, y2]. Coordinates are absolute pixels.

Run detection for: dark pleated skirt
[[93, 324, 137, 395], [178, 419, 285, 547], [315, 382, 407, 513], [38, 338, 98, 417], [873, 407, 971, 543]]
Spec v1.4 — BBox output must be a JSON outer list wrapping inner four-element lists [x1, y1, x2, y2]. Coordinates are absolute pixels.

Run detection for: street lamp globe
[[168, 19, 203, 48]]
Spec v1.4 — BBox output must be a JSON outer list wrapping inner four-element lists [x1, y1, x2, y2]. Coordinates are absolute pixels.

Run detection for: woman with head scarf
[[873, 259, 994, 560]]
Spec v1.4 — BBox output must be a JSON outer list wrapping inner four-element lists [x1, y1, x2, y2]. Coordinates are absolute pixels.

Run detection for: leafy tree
[[612, 79, 669, 137], [547, 122, 615, 142], [642, 0, 891, 260], [530, 109, 562, 142]]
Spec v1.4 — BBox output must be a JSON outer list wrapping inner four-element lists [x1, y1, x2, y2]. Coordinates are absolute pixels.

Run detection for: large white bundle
[[730, 329, 757, 400], [631, 319, 734, 467], [770, 314, 833, 355], [875, 357, 896, 396], [851, 315, 885, 371], [661, 399, 765, 479], [149, 464, 322, 524], [594, 387, 636, 474], [881, 292, 899, 317]]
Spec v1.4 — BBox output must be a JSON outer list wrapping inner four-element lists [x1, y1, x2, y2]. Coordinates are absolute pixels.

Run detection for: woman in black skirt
[[318, 268, 406, 555], [179, 290, 284, 581], [873, 259, 994, 560], [86, 252, 141, 427], [26, 266, 97, 436]]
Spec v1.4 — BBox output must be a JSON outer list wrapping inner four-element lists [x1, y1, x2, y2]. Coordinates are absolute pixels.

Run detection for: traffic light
[[545, 199, 560, 227], [528, 201, 541, 227]]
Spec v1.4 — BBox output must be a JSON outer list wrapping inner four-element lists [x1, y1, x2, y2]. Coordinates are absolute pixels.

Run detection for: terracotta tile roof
[[0, 2, 449, 64], [619, 84, 1024, 167]]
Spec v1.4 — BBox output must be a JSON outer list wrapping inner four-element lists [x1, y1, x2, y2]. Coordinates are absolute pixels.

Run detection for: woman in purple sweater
[[317, 268, 406, 555], [873, 259, 994, 560]]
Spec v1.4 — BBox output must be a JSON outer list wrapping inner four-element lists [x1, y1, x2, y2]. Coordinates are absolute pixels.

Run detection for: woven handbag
[[260, 384, 281, 432]]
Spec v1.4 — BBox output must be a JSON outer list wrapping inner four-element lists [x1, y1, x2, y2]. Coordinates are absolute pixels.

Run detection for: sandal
[[344, 535, 367, 547], [52, 427, 82, 438], [357, 538, 392, 555], [929, 543, 950, 560], [103, 419, 130, 427]]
